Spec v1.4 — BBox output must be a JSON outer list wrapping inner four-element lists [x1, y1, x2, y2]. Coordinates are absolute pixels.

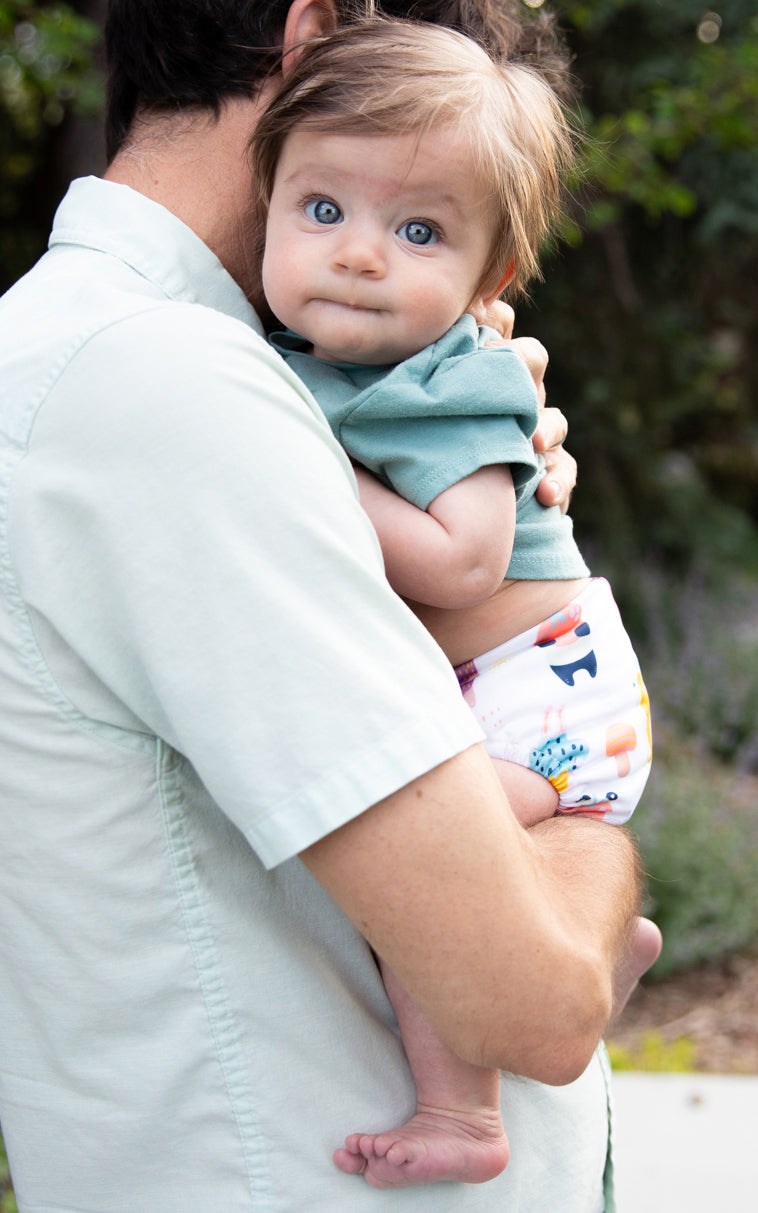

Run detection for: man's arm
[[301, 741, 641, 1086]]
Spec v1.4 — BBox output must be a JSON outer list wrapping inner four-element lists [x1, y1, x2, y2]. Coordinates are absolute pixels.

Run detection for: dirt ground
[[607, 946, 758, 1074]]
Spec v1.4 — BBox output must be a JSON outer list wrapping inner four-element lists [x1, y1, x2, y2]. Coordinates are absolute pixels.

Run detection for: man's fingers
[[532, 406, 568, 453], [477, 322, 574, 512], [482, 299, 515, 339], [509, 336, 548, 392], [535, 446, 577, 514]]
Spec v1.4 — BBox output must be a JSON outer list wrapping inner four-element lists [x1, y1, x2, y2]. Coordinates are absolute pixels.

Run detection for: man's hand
[[533, 412, 577, 514], [480, 301, 576, 514], [481, 299, 516, 340]]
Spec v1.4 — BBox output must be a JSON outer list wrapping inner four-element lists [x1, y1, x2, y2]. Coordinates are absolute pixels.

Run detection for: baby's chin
[[310, 333, 425, 366], [311, 345, 391, 365]]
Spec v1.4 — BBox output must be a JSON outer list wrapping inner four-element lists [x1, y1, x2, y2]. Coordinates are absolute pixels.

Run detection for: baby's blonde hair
[[253, 19, 575, 299]]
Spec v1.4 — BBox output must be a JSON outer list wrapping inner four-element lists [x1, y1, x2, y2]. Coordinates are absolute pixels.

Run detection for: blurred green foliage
[[637, 744, 758, 976], [0, 1132, 16, 1212], [607, 1031, 698, 1072], [520, 0, 758, 599], [631, 567, 758, 976], [0, 1, 102, 287]]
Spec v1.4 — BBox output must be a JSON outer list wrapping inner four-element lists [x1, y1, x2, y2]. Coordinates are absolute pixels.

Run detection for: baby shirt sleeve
[[337, 317, 540, 509]]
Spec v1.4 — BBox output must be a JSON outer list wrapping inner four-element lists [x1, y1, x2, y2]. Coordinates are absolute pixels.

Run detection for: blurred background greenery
[[519, 0, 758, 981], [0, 0, 102, 288], [0, 5, 757, 1197]]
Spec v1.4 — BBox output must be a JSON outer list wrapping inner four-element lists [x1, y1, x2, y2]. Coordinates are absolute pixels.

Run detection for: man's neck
[[104, 95, 274, 310]]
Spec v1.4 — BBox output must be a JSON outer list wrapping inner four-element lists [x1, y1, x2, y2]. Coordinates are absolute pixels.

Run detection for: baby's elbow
[[440, 560, 507, 610]]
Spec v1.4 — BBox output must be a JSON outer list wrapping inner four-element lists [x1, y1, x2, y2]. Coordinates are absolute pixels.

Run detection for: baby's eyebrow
[[396, 185, 466, 216], [280, 161, 344, 187]]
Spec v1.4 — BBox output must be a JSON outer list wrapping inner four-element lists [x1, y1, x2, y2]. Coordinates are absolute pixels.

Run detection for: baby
[[255, 19, 657, 1191]]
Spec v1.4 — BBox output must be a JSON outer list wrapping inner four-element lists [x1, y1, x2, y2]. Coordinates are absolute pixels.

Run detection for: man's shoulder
[[1, 246, 299, 442]]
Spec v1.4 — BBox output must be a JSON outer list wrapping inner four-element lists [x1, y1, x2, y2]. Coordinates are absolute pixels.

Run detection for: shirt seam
[[157, 741, 271, 1201]]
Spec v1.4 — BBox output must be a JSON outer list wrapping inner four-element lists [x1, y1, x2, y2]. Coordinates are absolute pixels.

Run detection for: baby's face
[[262, 125, 496, 364]]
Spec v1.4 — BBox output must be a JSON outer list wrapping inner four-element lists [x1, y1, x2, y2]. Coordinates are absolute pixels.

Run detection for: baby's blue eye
[[399, 221, 437, 246], [305, 198, 342, 225]]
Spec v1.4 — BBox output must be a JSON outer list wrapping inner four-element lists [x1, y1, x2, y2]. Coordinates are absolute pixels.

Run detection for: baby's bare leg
[[489, 757, 559, 827], [333, 961, 509, 1189]]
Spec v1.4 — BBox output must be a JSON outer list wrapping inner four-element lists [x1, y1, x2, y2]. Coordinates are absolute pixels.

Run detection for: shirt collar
[[49, 176, 264, 337]]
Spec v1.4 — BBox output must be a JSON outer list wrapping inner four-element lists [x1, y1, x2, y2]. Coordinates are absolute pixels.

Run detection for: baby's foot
[[333, 1104, 510, 1189], [612, 916, 663, 1019]]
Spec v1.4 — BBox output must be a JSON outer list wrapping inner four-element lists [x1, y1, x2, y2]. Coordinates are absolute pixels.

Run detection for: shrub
[[0, 1132, 16, 1213], [634, 736, 758, 977], [608, 1031, 698, 1072]]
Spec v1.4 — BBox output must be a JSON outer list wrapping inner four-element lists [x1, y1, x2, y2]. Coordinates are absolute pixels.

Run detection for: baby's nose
[[334, 228, 387, 276]]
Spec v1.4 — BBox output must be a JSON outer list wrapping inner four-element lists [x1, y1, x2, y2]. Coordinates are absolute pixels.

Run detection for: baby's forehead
[[276, 125, 490, 209]]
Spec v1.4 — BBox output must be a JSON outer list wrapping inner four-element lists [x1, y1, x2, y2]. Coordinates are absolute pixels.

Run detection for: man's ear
[[468, 261, 516, 324], [282, 0, 339, 75]]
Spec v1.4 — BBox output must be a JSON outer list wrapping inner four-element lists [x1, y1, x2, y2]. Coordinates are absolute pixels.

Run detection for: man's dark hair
[[105, 0, 293, 161], [104, 0, 568, 162]]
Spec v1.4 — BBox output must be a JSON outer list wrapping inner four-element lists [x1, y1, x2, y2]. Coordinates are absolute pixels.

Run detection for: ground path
[[608, 945, 758, 1073]]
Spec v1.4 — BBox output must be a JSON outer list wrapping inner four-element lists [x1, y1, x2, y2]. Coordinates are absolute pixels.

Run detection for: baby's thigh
[[490, 757, 559, 828]]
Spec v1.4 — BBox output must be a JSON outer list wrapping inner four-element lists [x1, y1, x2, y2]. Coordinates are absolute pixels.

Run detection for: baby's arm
[[353, 463, 515, 610]]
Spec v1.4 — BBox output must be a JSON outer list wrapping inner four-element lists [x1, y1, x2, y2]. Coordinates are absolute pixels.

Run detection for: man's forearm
[[529, 814, 642, 968], [301, 743, 642, 1085], [519, 814, 642, 1072]]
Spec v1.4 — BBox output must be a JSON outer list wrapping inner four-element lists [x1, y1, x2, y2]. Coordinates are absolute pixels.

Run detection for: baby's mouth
[[317, 296, 382, 313]]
